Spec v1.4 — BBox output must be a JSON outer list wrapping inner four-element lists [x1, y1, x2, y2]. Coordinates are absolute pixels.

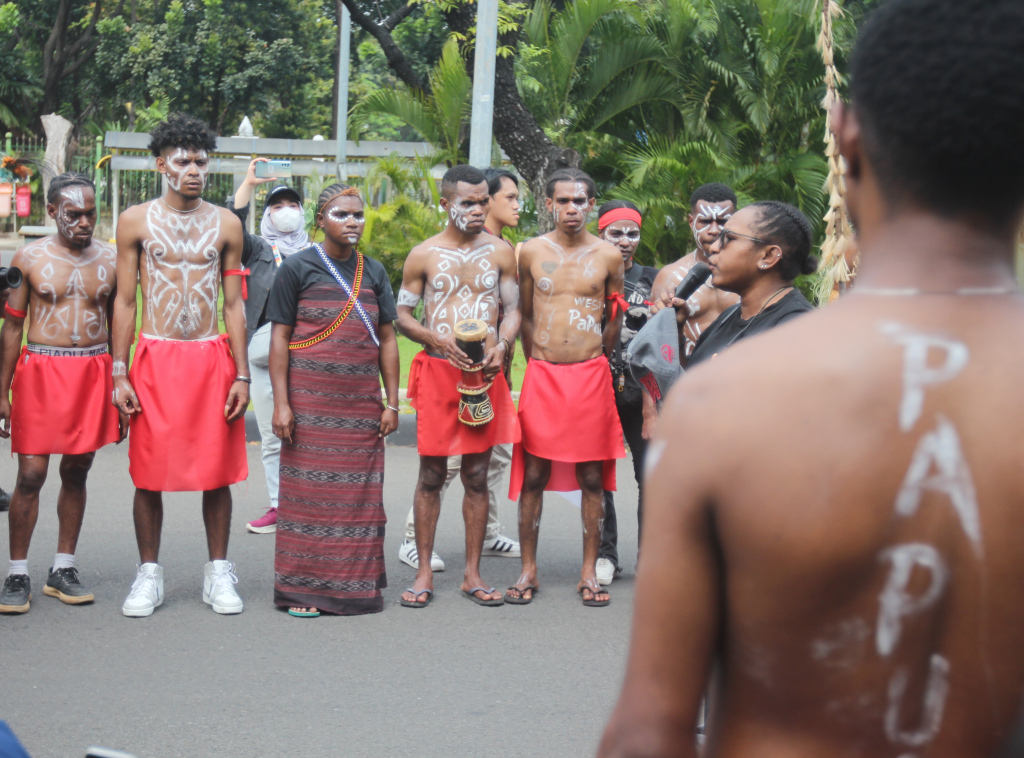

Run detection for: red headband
[[598, 207, 642, 231]]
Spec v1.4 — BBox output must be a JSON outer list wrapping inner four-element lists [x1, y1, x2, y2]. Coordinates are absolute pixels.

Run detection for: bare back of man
[[510, 171, 624, 606], [397, 166, 521, 608], [602, 291, 1024, 757], [600, 1, 1024, 752]]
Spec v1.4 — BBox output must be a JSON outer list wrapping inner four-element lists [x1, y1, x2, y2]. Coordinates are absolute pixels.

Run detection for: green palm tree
[[353, 38, 471, 166]]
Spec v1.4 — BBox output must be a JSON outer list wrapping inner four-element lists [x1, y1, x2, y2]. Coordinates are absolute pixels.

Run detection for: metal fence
[[1, 133, 97, 231]]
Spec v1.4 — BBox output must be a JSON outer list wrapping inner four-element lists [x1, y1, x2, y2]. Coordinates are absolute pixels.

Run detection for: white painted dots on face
[[327, 208, 365, 225]]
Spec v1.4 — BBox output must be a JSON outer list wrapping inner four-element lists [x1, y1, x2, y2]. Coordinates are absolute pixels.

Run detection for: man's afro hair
[[148, 113, 218, 157]]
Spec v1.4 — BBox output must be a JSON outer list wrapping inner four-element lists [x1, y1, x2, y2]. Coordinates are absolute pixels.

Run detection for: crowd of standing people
[[7, 0, 1024, 756], [0, 110, 822, 619]]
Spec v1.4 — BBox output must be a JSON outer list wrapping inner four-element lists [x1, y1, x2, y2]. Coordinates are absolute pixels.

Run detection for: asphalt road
[[1, 434, 641, 758]]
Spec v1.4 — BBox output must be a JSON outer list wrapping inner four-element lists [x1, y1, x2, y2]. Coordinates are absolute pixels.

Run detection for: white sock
[[53, 553, 75, 570], [8, 560, 28, 577]]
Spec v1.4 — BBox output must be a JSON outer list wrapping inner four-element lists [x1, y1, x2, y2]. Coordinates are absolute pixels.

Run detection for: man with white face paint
[[397, 164, 522, 608], [228, 159, 310, 535], [600, 1, 1024, 755], [111, 114, 249, 618], [594, 200, 658, 587], [508, 168, 626, 608], [0, 173, 120, 614], [398, 165, 523, 573], [650, 183, 740, 360]]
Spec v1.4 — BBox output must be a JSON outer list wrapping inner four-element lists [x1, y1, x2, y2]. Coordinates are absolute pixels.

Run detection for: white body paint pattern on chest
[[535, 237, 605, 344], [424, 244, 499, 335], [871, 324, 975, 756], [142, 201, 221, 338], [21, 239, 116, 344]]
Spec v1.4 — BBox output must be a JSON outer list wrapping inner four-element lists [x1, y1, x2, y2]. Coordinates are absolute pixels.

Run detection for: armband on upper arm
[[397, 288, 422, 308]]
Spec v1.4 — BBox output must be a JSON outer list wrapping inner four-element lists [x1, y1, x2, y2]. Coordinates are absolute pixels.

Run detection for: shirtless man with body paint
[[599, 1, 1024, 755], [397, 164, 521, 608], [0, 174, 121, 614], [507, 168, 625, 607], [650, 183, 739, 361], [111, 114, 249, 618]]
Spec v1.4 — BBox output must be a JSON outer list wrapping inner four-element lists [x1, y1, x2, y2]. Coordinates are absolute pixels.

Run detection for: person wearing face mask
[[594, 201, 658, 586], [228, 158, 310, 535]]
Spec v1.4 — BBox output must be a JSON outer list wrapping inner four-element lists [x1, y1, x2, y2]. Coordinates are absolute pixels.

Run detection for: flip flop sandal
[[288, 607, 320, 618], [400, 588, 433, 608], [504, 585, 538, 605], [579, 585, 610, 607], [462, 586, 504, 606]]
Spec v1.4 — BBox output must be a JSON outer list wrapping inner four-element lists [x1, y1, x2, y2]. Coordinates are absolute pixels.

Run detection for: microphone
[[674, 262, 711, 301]]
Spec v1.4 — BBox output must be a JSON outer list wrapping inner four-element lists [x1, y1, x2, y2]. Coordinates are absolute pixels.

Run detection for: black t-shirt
[[687, 288, 814, 367], [621, 262, 658, 346], [266, 246, 397, 327]]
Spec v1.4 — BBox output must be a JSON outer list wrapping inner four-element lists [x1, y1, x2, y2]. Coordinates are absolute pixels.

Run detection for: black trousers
[[599, 394, 647, 567]]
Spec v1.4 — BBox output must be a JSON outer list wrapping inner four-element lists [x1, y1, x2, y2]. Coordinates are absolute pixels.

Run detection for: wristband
[[234, 375, 252, 384], [386, 404, 400, 413], [498, 338, 510, 354]]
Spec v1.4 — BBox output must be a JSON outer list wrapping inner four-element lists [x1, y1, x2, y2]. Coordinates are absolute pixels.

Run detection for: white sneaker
[[122, 563, 164, 617], [596, 557, 616, 586], [482, 533, 521, 558], [398, 540, 445, 572], [203, 560, 244, 614]]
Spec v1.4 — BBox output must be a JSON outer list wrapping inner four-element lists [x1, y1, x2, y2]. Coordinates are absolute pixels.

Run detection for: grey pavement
[[0, 434, 641, 758]]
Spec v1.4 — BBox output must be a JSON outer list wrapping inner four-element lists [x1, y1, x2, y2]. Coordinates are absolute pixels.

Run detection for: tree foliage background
[[1, 0, 881, 275]]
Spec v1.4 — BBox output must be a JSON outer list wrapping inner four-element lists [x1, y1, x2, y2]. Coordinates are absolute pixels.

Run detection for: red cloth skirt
[[407, 351, 520, 457], [509, 355, 625, 500], [128, 334, 247, 492], [11, 347, 120, 455]]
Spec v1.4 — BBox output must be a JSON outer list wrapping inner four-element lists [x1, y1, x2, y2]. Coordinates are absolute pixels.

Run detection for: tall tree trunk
[[37, 0, 124, 124], [443, 1, 578, 231]]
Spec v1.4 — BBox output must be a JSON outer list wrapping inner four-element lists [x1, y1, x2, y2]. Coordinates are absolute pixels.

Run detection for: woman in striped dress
[[266, 184, 400, 616]]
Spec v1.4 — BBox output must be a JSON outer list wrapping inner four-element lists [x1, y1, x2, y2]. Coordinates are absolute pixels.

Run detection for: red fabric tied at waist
[[224, 268, 250, 299], [509, 355, 625, 500], [11, 348, 120, 455]]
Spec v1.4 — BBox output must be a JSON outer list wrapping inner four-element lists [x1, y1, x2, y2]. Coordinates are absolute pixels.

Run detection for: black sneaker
[[0, 574, 31, 613], [0, 487, 10, 512], [43, 567, 95, 605]]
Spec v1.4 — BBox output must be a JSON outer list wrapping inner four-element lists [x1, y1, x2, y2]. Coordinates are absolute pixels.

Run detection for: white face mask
[[270, 206, 304, 233]]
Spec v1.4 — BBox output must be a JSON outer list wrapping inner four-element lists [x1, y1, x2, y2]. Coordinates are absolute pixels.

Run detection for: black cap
[[263, 185, 303, 212]]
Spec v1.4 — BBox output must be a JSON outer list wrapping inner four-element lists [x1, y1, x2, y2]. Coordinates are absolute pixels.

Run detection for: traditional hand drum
[[454, 318, 494, 426]]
